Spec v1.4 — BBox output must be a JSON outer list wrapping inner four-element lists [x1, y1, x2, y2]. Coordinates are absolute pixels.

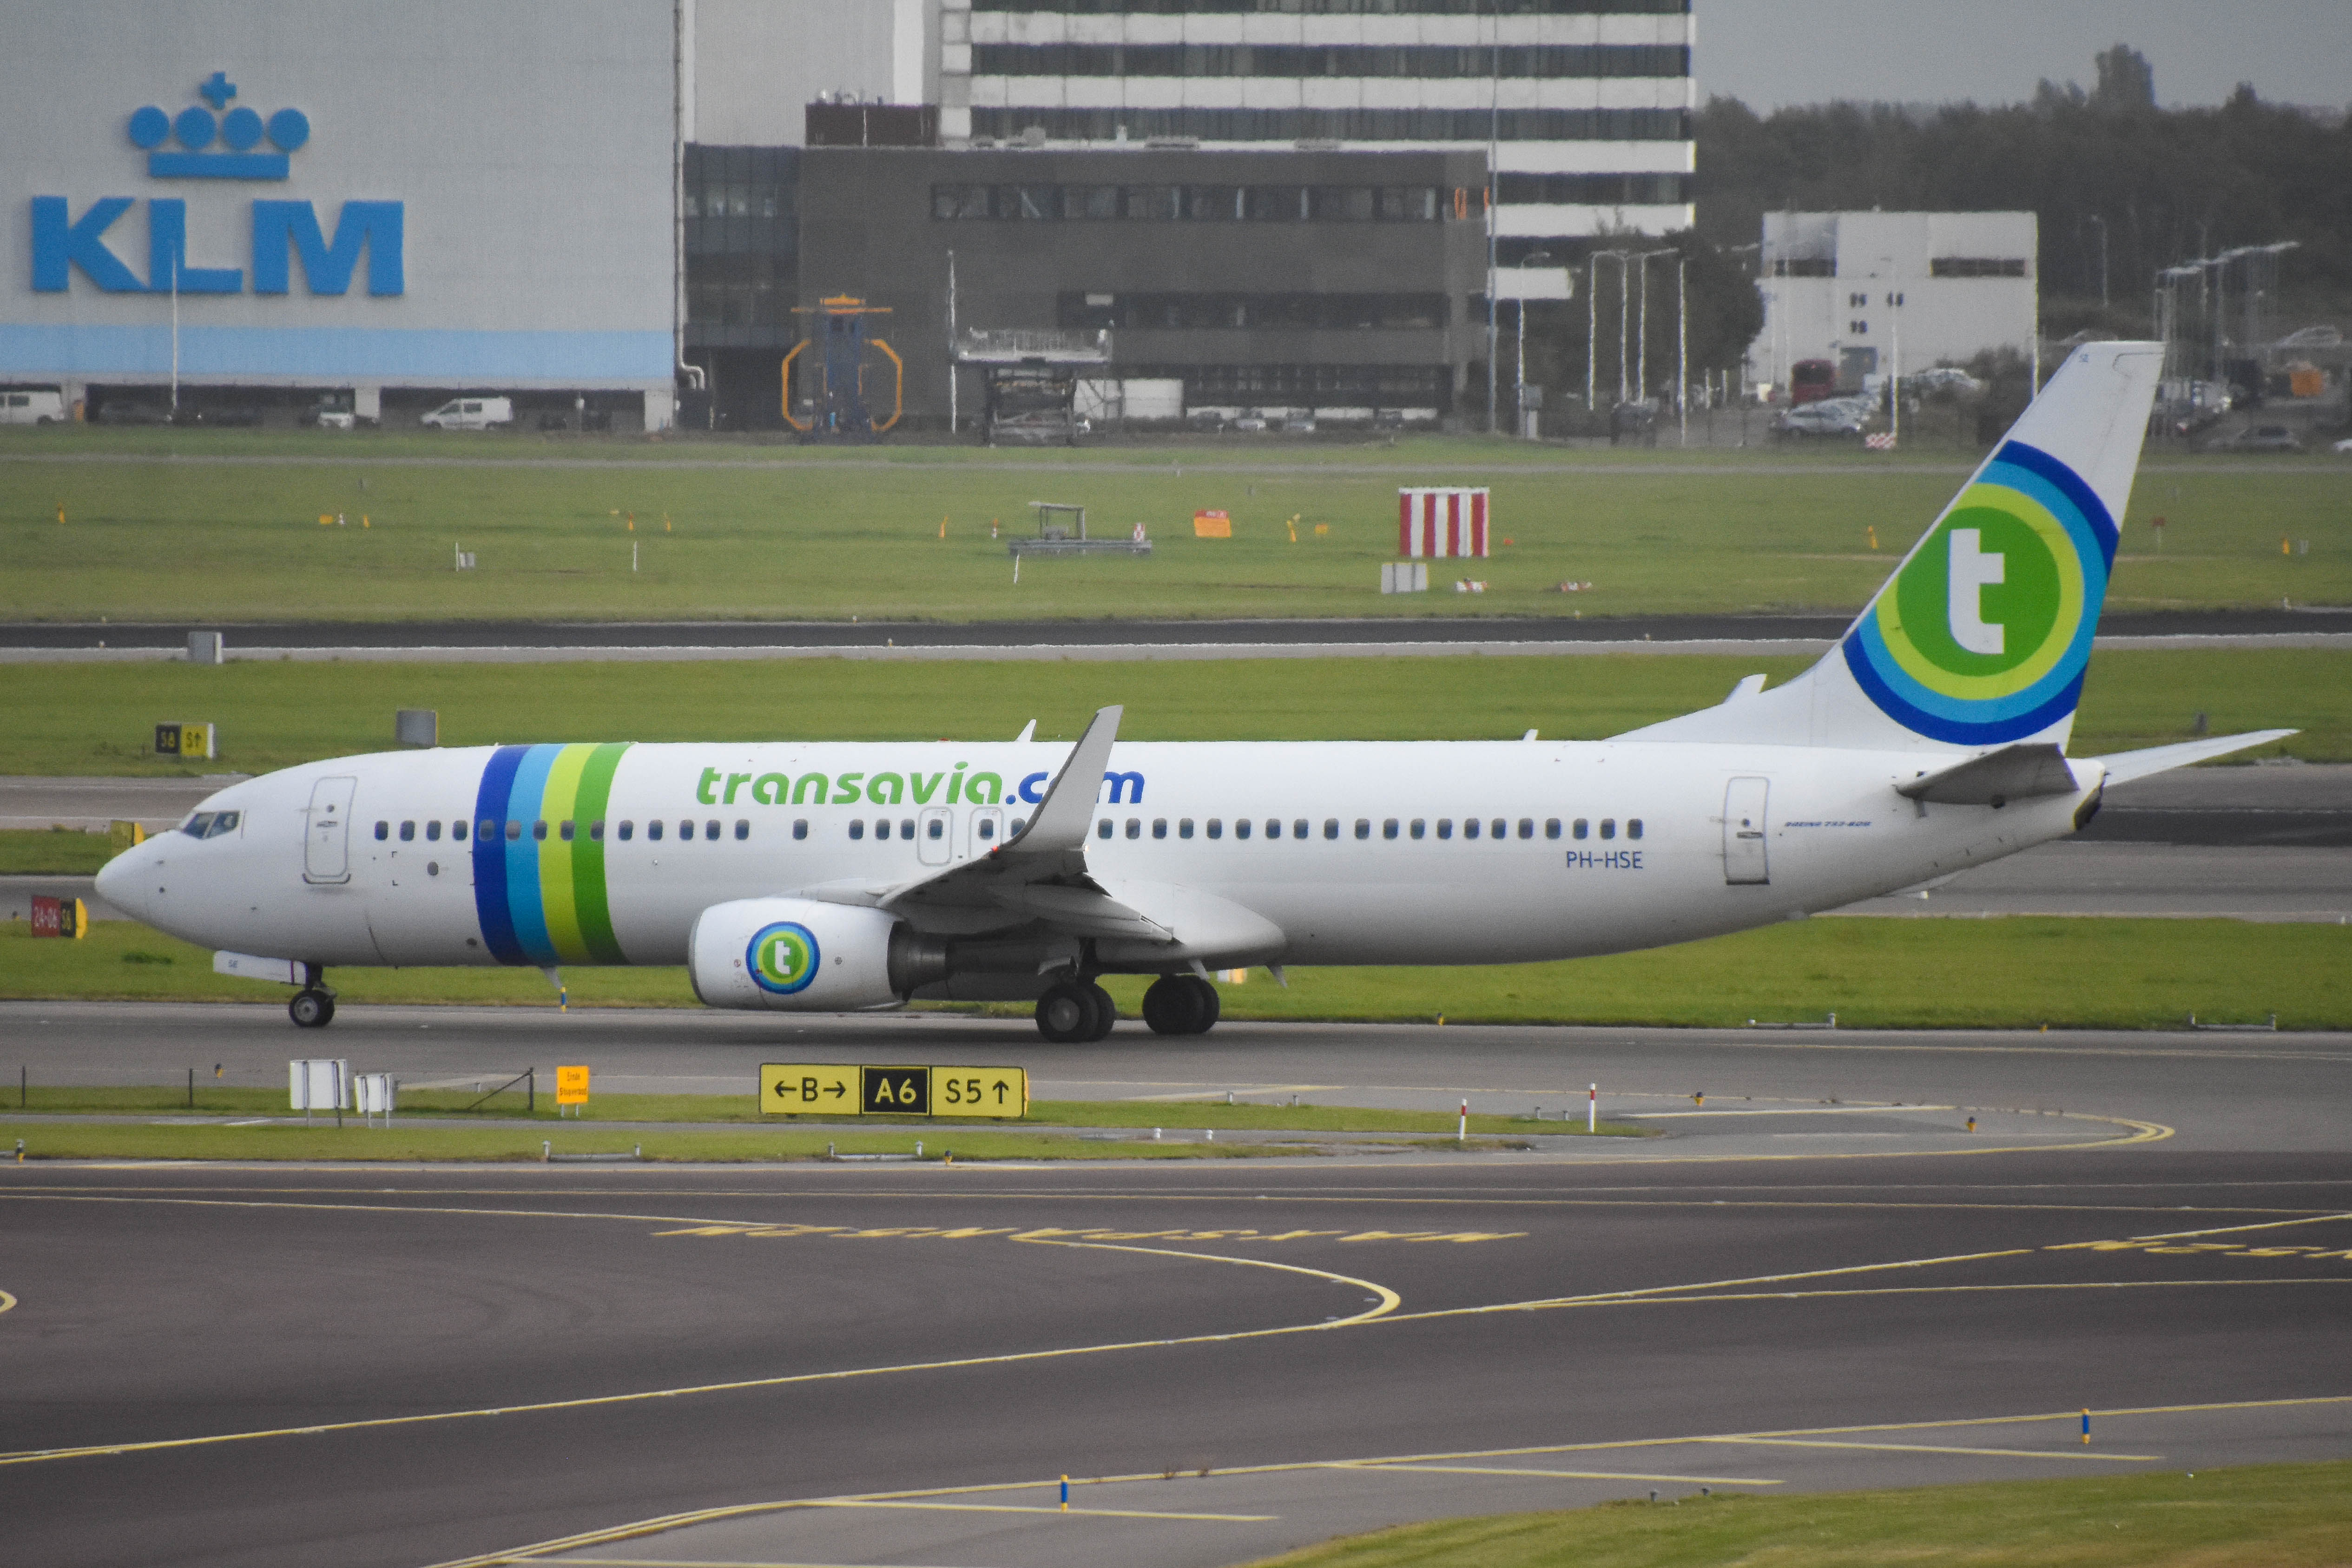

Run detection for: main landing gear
[[1140, 974, 1220, 1037], [1034, 979, 1118, 1043], [289, 963, 336, 1028]]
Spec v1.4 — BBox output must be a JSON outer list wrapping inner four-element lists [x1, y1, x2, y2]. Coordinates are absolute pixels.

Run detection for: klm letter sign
[[31, 70, 402, 297]]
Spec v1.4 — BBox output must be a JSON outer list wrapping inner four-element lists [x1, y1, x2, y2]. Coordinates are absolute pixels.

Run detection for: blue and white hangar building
[[0, 0, 682, 428]]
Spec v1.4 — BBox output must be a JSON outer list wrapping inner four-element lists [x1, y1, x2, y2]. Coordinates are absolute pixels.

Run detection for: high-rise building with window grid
[[936, 0, 1695, 261]]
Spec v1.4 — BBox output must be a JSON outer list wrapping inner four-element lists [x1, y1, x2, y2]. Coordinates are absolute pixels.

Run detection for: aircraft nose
[[93, 839, 154, 922]]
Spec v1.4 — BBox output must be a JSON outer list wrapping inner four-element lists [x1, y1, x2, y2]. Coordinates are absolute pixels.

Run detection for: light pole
[[1675, 255, 1687, 446], [1586, 251, 1601, 414], [1516, 249, 1552, 440], [1629, 247, 1674, 404]]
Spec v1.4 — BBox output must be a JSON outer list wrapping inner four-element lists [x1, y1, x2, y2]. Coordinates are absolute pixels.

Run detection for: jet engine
[[687, 897, 948, 1012]]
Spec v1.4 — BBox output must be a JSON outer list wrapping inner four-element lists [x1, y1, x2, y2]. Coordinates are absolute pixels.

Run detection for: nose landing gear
[[289, 963, 337, 1028]]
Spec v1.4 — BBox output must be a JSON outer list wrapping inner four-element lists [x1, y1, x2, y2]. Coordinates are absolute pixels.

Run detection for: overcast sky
[[1697, 0, 2352, 112]]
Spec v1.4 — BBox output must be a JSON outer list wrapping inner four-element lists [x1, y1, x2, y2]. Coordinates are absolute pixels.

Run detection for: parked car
[[2210, 424, 2301, 453], [1907, 366, 1983, 395], [0, 388, 67, 425], [1775, 403, 1865, 439], [92, 399, 172, 426], [2334, 436, 2352, 455], [420, 396, 514, 431]]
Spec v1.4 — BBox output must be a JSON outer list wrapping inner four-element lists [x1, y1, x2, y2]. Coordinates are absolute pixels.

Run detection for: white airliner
[[98, 343, 2287, 1039]]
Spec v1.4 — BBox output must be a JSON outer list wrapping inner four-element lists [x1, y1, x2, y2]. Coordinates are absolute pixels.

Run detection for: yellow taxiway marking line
[[1622, 1105, 1961, 1118], [793, 1499, 1272, 1521], [0, 1237, 1397, 1471], [1690, 1436, 2161, 1461], [1327, 1462, 1784, 1486], [423, 1393, 2352, 1568], [553, 1561, 983, 1568], [2122, 1210, 2352, 1243], [0, 1289, 15, 1315]]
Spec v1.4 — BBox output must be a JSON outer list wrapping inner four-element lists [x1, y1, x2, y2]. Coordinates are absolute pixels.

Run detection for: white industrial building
[[1751, 211, 2039, 395]]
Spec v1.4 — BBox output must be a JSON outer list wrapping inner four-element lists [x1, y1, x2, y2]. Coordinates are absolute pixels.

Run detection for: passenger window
[[1518, 818, 1534, 839], [1207, 818, 1223, 839], [876, 819, 892, 840], [1295, 818, 1311, 839], [1545, 818, 1561, 839], [1236, 818, 1252, 839], [1629, 819, 1644, 840], [1383, 818, 1399, 839], [619, 820, 634, 841], [1355, 818, 1370, 839], [399, 821, 415, 842], [558, 820, 574, 842], [735, 819, 750, 841], [705, 819, 720, 841], [480, 818, 497, 841], [1572, 818, 1588, 840], [1493, 818, 1508, 840], [927, 817, 943, 840], [1126, 818, 1141, 839], [850, 819, 865, 840], [899, 818, 913, 839], [426, 820, 442, 842], [1410, 818, 1425, 839], [976, 817, 995, 841], [454, 819, 469, 842], [1097, 819, 1113, 839], [1324, 818, 1340, 840], [509, 820, 525, 841], [1265, 819, 1282, 839], [1178, 818, 1194, 839], [793, 819, 807, 840], [374, 821, 388, 840], [1601, 818, 1617, 840], [588, 820, 603, 842], [678, 819, 693, 840], [534, 820, 548, 842], [1465, 819, 1480, 840], [1436, 819, 1453, 840], [1011, 817, 1028, 836]]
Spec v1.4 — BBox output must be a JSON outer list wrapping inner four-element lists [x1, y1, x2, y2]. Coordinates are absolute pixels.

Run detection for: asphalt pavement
[[1, 1003, 2347, 1568]]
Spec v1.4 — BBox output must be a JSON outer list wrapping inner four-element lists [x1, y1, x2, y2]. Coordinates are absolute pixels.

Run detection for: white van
[[420, 396, 513, 431], [0, 389, 66, 425]]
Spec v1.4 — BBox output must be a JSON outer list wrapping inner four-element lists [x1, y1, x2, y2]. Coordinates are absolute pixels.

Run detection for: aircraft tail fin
[[1621, 341, 2166, 753]]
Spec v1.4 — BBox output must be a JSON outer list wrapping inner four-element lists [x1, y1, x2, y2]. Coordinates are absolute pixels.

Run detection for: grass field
[[7, 647, 2338, 777], [12, 912, 2340, 1029], [3, 428, 2344, 622], [1241, 1462, 2352, 1568], [0, 827, 113, 873]]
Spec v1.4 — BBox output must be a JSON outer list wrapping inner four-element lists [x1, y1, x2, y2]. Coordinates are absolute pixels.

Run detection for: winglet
[[1004, 706, 1121, 854]]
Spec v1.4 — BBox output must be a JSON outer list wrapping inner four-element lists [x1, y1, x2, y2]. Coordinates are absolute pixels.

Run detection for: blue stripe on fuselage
[[502, 744, 560, 965], [471, 745, 529, 964]]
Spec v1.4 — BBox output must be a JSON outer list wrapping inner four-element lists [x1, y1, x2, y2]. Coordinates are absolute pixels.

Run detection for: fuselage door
[[917, 807, 954, 866], [304, 776, 358, 884], [1723, 776, 1770, 885]]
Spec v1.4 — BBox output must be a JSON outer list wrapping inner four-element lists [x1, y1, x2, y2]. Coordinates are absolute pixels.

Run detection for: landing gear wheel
[[1183, 975, 1220, 1034], [1083, 982, 1117, 1041], [289, 989, 335, 1028], [1035, 982, 1094, 1043]]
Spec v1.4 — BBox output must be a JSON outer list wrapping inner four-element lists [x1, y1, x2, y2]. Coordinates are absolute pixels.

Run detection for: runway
[[2, 1006, 2348, 1567]]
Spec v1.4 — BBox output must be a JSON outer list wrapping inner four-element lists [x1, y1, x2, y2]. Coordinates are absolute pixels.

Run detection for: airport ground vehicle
[[1773, 402, 1865, 439], [420, 396, 514, 431], [1788, 358, 1837, 405], [2211, 424, 2302, 453], [98, 345, 2287, 1040], [0, 387, 66, 424]]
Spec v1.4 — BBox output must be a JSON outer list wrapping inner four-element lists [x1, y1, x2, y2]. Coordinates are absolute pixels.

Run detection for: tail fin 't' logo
[[1841, 441, 2118, 745]]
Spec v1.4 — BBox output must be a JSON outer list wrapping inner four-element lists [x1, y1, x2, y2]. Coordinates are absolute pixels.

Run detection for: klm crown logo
[[129, 72, 309, 181]]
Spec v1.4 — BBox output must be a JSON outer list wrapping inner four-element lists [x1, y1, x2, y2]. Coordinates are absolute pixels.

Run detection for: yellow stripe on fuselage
[[537, 743, 594, 963]]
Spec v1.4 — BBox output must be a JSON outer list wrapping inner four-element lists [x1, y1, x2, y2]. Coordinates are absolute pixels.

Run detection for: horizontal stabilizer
[[1895, 743, 2079, 805], [2089, 730, 2298, 786]]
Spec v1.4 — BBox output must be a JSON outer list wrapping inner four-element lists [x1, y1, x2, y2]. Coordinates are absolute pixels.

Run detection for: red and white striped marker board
[[1398, 488, 1489, 558]]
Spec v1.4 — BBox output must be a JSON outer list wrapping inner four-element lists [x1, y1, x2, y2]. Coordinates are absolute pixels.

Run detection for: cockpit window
[[181, 810, 239, 838]]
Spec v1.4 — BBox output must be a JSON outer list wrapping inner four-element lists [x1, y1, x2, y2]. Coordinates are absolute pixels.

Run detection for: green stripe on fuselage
[[537, 744, 594, 963], [572, 742, 630, 963]]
